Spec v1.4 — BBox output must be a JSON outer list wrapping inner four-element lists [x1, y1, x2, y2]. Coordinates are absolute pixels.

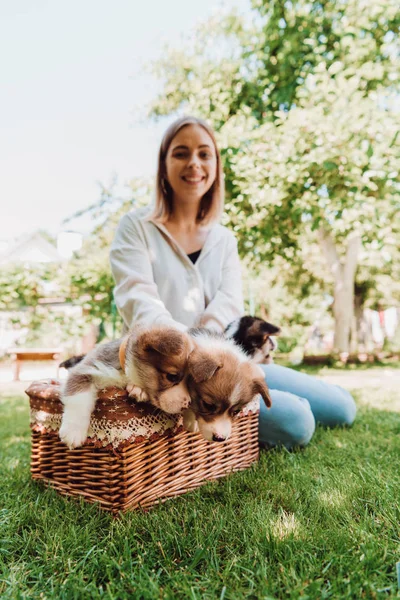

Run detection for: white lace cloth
[[28, 380, 260, 449], [30, 407, 179, 449]]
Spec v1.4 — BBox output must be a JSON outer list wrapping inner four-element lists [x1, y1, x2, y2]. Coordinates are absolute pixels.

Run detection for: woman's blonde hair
[[150, 116, 224, 225]]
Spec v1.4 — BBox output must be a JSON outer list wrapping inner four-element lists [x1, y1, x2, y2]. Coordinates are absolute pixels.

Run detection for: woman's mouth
[[182, 175, 205, 185]]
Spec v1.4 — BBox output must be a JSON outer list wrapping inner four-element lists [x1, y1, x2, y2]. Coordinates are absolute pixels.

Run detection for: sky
[[1, 0, 248, 242]]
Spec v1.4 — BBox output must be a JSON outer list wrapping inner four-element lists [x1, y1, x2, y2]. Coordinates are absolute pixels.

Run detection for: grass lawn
[[1, 366, 399, 599]]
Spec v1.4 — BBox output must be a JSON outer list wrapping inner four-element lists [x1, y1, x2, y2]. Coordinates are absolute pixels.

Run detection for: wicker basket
[[26, 380, 260, 513]]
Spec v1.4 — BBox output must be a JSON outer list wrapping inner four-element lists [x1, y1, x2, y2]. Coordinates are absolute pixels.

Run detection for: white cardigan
[[109, 206, 244, 333]]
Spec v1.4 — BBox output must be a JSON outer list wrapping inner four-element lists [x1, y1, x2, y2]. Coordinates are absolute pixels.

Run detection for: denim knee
[[260, 364, 357, 429], [259, 391, 316, 450], [319, 386, 357, 427]]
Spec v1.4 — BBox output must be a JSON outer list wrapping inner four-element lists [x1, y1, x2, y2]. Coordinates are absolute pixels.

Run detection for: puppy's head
[[225, 316, 281, 364], [186, 339, 271, 442], [125, 326, 194, 414]]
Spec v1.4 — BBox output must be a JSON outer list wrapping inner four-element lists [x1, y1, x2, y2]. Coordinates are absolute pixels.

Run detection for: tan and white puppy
[[59, 326, 193, 449], [182, 330, 272, 442]]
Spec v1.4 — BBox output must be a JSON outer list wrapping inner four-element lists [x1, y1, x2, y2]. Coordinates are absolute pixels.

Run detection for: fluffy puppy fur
[[59, 326, 193, 449], [182, 329, 272, 442], [225, 316, 281, 364]]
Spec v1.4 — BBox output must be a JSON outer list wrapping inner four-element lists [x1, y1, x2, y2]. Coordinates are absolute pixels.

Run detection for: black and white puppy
[[225, 316, 281, 364]]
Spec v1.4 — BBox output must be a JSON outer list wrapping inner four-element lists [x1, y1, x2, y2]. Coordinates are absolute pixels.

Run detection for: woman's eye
[[200, 152, 212, 159], [166, 373, 180, 383]]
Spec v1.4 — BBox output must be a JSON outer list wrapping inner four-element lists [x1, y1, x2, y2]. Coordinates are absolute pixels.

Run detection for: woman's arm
[[110, 213, 186, 332], [199, 233, 244, 332]]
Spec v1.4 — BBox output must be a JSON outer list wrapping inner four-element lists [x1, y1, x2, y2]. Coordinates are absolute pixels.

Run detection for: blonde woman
[[110, 116, 356, 448]]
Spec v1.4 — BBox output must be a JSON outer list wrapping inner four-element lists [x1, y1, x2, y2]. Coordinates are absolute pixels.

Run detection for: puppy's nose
[[181, 397, 191, 409], [212, 433, 227, 443]]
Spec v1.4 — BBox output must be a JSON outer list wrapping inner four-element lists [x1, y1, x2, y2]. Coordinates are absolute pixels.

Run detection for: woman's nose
[[188, 153, 201, 167]]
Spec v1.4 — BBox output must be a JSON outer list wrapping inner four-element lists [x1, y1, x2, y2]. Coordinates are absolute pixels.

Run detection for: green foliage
[[65, 246, 115, 322], [242, 257, 329, 353], [0, 264, 54, 311], [0, 263, 90, 347], [223, 75, 400, 262], [149, 0, 399, 122]]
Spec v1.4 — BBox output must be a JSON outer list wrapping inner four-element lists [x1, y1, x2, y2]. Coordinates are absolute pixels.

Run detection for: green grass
[[1, 374, 400, 599]]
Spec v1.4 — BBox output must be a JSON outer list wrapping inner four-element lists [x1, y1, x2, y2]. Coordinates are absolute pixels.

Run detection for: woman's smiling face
[[165, 124, 217, 205]]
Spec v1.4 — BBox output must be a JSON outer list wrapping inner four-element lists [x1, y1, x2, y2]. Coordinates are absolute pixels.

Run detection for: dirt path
[[315, 367, 400, 391]]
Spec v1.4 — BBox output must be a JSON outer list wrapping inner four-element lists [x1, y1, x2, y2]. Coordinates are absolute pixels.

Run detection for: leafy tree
[[148, 0, 400, 353], [0, 263, 84, 348], [0, 264, 46, 312], [150, 0, 399, 122]]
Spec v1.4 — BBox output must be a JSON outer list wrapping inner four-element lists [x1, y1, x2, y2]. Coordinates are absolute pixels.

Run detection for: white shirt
[[109, 206, 244, 333]]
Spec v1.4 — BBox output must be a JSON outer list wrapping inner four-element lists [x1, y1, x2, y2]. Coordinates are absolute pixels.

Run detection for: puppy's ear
[[59, 354, 86, 369], [253, 378, 272, 408], [261, 321, 281, 335], [243, 362, 272, 408], [187, 349, 222, 383], [142, 329, 185, 356]]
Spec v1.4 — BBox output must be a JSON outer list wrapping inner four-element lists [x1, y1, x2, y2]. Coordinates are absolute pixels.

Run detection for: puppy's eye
[[231, 407, 241, 416], [202, 400, 217, 413], [166, 373, 180, 383]]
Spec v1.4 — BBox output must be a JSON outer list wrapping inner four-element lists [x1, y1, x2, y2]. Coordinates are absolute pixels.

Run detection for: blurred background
[[1, 0, 399, 381]]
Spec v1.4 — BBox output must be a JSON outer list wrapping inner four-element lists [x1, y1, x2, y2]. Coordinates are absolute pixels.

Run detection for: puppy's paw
[[59, 420, 88, 449], [187, 420, 199, 433], [158, 387, 191, 414], [126, 384, 149, 403], [182, 409, 199, 433]]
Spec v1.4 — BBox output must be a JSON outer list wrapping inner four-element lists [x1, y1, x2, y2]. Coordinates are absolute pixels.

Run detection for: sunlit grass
[[1, 370, 399, 599]]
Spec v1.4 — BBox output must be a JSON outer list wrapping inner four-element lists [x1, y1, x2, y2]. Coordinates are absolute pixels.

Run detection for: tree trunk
[[332, 284, 354, 354], [354, 291, 364, 348], [318, 228, 361, 355]]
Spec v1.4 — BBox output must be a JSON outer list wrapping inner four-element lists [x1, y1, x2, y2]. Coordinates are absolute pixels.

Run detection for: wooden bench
[[8, 348, 63, 381]]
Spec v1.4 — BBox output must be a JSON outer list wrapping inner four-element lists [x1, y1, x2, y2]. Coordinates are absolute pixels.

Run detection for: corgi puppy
[[59, 326, 193, 449], [182, 329, 272, 442], [225, 316, 281, 364]]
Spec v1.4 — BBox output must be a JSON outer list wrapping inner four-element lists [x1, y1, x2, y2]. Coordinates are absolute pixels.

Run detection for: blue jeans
[[258, 364, 357, 449]]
